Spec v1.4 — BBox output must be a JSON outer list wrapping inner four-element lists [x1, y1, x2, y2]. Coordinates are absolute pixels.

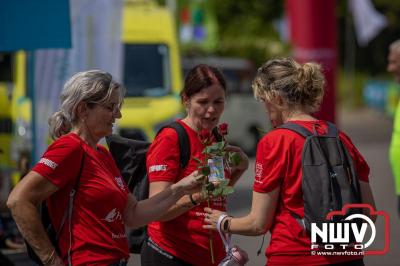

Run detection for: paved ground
[[5, 107, 398, 265]]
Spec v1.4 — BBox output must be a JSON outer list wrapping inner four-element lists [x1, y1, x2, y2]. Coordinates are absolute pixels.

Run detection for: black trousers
[[140, 238, 192, 266]]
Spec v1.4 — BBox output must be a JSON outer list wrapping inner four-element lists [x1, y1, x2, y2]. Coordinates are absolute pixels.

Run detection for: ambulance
[[118, 0, 183, 140]]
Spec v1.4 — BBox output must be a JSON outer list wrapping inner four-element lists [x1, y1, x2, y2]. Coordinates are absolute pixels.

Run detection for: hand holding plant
[[194, 123, 243, 263], [194, 123, 242, 198]]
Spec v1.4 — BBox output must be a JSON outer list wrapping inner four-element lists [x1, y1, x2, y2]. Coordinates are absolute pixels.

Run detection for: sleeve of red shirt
[[339, 131, 370, 183], [147, 128, 180, 182], [253, 133, 286, 193], [32, 136, 83, 188]]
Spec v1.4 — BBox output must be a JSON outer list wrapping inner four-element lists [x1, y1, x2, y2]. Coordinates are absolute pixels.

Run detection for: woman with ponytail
[[203, 58, 375, 266], [7, 70, 203, 266]]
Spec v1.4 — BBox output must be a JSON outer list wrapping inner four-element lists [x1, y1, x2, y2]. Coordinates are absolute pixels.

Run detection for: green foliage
[[170, 0, 400, 75], [175, 0, 288, 65], [212, 0, 288, 65], [227, 152, 241, 167], [200, 165, 211, 176], [203, 141, 226, 156], [203, 179, 235, 197], [197, 137, 241, 198]]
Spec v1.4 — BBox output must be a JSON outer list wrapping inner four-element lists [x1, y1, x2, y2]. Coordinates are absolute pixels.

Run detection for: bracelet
[[222, 215, 232, 233], [222, 216, 231, 232], [217, 214, 229, 234], [189, 194, 198, 206], [43, 249, 56, 266]]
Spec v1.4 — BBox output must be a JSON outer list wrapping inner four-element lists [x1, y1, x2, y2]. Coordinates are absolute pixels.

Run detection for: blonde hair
[[48, 70, 125, 139], [252, 57, 325, 114]]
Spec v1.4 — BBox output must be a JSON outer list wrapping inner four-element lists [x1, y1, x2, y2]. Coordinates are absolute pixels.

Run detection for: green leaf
[[220, 179, 229, 186], [200, 166, 211, 176], [205, 145, 220, 155], [229, 152, 242, 166], [222, 186, 235, 196], [216, 141, 225, 150], [212, 186, 223, 197]]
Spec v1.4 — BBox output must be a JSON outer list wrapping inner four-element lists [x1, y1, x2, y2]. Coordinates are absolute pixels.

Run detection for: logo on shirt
[[111, 233, 127, 239], [38, 158, 58, 170], [114, 176, 126, 191], [149, 164, 167, 173], [102, 208, 123, 223], [255, 162, 263, 184]]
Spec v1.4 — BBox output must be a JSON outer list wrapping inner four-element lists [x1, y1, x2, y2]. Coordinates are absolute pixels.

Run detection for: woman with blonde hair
[[204, 58, 375, 266]]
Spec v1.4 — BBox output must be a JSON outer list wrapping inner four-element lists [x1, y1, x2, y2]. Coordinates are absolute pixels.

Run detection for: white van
[[182, 57, 271, 156]]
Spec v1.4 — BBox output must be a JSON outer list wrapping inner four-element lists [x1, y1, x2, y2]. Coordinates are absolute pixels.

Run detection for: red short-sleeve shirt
[[147, 120, 228, 265], [253, 120, 369, 266], [33, 133, 129, 265]]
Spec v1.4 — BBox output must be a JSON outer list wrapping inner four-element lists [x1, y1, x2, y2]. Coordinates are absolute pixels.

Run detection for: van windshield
[[0, 53, 13, 82], [123, 44, 171, 97]]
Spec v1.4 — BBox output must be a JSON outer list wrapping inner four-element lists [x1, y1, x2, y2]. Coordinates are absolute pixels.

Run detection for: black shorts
[[140, 238, 192, 266]]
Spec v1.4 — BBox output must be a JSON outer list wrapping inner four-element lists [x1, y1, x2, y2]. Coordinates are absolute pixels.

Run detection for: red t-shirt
[[147, 120, 228, 265], [32, 133, 129, 265], [253, 120, 370, 266]]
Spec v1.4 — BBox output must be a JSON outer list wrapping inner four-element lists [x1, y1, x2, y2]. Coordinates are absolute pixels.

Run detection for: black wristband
[[222, 216, 232, 233], [189, 194, 198, 206]]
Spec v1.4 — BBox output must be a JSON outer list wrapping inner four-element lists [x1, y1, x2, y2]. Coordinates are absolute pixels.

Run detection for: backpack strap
[[278, 121, 339, 138], [326, 121, 339, 137], [55, 150, 85, 240], [157, 122, 223, 169], [157, 121, 191, 169], [58, 150, 85, 266], [277, 122, 313, 137]]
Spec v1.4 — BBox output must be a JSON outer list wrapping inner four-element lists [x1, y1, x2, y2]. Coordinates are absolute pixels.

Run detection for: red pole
[[285, 0, 337, 123]]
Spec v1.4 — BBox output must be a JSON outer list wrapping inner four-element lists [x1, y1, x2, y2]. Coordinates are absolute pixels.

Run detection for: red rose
[[199, 129, 212, 144], [218, 123, 228, 136]]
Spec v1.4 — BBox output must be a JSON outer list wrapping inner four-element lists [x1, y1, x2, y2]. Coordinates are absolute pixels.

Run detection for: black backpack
[[106, 122, 191, 253], [26, 152, 85, 265], [106, 122, 222, 253], [278, 122, 362, 240]]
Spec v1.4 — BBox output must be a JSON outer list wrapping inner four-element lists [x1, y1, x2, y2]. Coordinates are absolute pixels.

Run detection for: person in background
[[203, 58, 375, 266], [7, 70, 203, 266], [387, 39, 400, 216], [141, 64, 249, 266]]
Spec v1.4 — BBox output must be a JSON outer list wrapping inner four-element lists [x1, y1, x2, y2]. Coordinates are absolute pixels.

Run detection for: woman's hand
[[190, 190, 209, 204], [173, 170, 205, 195], [225, 145, 249, 172], [202, 207, 225, 230]]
